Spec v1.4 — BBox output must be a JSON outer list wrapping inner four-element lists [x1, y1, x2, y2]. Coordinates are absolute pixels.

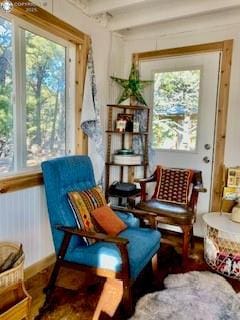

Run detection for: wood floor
[[25, 237, 240, 320]]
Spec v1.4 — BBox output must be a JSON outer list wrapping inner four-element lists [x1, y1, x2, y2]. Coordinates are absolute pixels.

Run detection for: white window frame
[[0, 12, 76, 176]]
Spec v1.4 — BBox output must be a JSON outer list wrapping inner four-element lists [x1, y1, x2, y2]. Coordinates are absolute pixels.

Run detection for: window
[[25, 30, 66, 167], [0, 17, 13, 173], [0, 15, 74, 176], [152, 69, 201, 151]]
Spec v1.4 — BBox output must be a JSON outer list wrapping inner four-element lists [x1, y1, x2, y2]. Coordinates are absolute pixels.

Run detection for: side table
[[203, 212, 240, 280]]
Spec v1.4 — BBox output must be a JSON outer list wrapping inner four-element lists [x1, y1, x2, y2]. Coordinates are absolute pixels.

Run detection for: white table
[[203, 212, 240, 279]]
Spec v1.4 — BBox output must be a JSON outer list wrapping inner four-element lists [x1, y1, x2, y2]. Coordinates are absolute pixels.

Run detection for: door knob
[[204, 144, 211, 150], [203, 156, 210, 163]]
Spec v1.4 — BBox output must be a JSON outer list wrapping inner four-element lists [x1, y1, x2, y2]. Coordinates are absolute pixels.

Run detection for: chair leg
[[122, 279, 133, 317], [44, 259, 62, 295], [145, 259, 154, 281], [181, 225, 192, 267], [35, 260, 62, 319], [190, 227, 195, 249], [36, 232, 72, 319]]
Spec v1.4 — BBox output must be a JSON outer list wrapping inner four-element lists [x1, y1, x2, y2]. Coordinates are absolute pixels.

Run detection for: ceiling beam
[[88, 0, 147, 15], [121, 7, 240, 39], [108, 0, 240, 31]]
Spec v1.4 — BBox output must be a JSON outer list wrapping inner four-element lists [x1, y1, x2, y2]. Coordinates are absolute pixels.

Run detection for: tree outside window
[[152, 69, 200, 151], [0, 16, 68, 174]]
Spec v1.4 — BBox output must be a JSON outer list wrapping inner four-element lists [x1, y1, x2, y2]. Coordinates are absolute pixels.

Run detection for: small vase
[[231, 200, 240, 223]]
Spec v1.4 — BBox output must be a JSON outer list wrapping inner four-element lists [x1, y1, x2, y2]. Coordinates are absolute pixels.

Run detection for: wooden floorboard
[[25, 237, 240, 319]]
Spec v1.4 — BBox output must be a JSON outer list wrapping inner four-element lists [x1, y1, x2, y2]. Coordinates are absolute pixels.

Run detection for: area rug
[[130, 271, 240, 320]]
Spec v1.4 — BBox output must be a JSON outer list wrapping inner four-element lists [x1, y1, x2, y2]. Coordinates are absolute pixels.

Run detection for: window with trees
[[0, 15, 74, 175], [152, 69, 201, 151], [0, 17, 13, 173]]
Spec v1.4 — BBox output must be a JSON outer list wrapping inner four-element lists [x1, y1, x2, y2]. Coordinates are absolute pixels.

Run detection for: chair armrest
[[111, 206, 157, 227], [134, 174, 156, 201], [134, 174, 156, 184], [56, 225, 131, 279], [56, 225, 129, 246], [194, 185, 207, 193], [190, 183, 207, 214], [111, 205, 136, 214], [111, 205, 155, 216]]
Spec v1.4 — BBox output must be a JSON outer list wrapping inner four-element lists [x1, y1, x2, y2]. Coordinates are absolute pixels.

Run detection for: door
[[139, 52, 220, 236]]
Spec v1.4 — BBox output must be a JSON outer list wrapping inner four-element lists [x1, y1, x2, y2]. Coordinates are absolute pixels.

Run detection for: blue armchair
[[39, 155, 161, 318]]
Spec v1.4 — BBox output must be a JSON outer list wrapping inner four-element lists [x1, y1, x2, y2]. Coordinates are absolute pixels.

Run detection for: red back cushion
[[153, 166, 193, 205], [91, 206, 127, 236]]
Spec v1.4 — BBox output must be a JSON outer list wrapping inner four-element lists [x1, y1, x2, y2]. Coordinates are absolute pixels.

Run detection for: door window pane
[[25, 30, 66, 167], [152, 69, 200, 151], [0, 17, 13, 173]]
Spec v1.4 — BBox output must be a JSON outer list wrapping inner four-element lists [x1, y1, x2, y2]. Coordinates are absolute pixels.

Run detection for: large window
[[25, 30, 66, 168], [152, 69, 200, 151], [0, 17, 13, 173], [0, 15, 74, 175]]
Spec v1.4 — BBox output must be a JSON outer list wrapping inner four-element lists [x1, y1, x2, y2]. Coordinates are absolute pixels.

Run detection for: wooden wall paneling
[[133, 40, 233, 211]]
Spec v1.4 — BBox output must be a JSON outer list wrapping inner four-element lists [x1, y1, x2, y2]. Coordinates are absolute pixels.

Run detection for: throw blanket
[[131, 271, 240, 320], [81, 45, 104, 184]]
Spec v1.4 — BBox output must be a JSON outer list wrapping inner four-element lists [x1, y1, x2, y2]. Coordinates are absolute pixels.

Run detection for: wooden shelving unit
[[105, 104, 150, 202], [106, 130, 148, 135]]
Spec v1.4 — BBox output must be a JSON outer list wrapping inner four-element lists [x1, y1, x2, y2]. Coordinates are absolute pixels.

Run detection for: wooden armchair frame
[[37, 217, 134, 319], [132, 169, 206, 264]]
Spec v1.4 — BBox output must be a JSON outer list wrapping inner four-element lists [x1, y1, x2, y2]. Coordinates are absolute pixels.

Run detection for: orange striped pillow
[[68, 186, 106, 244]]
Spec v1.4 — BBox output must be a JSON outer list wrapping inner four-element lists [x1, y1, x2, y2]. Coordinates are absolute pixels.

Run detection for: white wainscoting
[[0, 186, 54, 268]]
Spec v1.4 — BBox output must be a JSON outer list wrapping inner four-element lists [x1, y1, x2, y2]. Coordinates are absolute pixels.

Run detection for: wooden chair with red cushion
[[134, 166, 206, 264]]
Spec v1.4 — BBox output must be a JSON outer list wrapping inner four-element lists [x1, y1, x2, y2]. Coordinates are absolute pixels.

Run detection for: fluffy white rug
[[130, 271, 240, 320]]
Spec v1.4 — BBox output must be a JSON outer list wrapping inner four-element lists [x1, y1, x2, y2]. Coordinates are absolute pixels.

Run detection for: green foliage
[[152, 70, 200, 150], [154, 70, 200, 115], [0, 94, 12, 136], [0, 17, 13, 167], [25, 30, 66, 153], [0, 16, 66, 172]]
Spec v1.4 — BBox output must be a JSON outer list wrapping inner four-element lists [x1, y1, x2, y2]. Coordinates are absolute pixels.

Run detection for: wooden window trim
[[0, 1, 90, 194], [133, 40, 233, 211], [12, 0, 85, 45], [0, 172, 43, 194]]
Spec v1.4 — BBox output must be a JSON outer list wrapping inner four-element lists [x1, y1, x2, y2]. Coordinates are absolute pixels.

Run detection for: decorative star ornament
[[111, 64, 153, 106]]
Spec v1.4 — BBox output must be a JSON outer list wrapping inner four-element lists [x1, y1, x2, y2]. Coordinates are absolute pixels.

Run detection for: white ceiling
[[67, 0, 240, 34]]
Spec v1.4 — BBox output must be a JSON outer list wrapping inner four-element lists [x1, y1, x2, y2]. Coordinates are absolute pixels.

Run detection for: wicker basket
[[0, 242, 24, 290], [204, 225, 240, 280]]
